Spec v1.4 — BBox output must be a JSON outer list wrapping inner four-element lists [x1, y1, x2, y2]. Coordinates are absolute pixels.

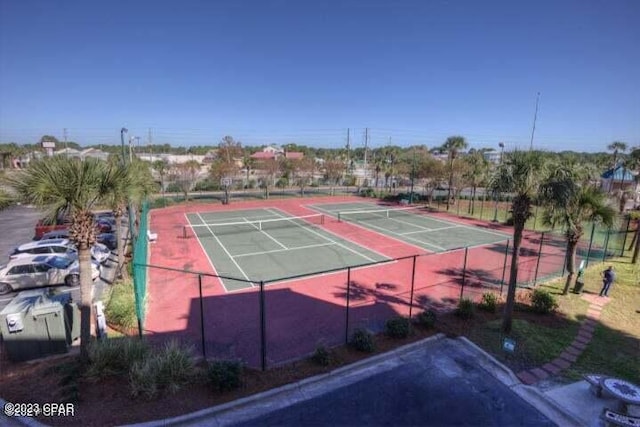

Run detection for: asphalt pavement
[[0, 205, 113, 313]]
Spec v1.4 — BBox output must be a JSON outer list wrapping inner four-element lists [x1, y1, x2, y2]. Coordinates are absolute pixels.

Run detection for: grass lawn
[[465, 257, 639, 384]]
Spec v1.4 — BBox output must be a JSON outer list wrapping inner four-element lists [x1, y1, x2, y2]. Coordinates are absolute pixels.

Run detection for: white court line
[[416, 213, 511, 238], [401, 225, 459, 235], [306, 204, 432, 254], [352, 219, 447, 251], [242, 217, 288, 250], [265, 208, 380, 263], [196, 212, 254, 286], [184, 213, 230, 292], [233, 242, 336, 258]]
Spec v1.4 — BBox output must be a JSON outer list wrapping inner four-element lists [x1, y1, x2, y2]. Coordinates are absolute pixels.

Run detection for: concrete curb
[[125, 334, 448, 427], [455, 337, 583, 427]]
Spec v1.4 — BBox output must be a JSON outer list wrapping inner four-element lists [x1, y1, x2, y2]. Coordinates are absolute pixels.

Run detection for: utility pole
[[148, 128, 153, 161], [120, 128, 128, 167], [529, 92, 540, 151], [63, 128, 68, 157], [363, 128, 369, 186], [129, 137, 134, 163]]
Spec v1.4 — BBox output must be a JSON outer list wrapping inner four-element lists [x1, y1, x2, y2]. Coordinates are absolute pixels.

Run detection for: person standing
[[599, 266, 615, 297]]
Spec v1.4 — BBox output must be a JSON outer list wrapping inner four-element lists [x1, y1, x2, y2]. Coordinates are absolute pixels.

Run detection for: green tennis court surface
[[185, 207, 389, 292], [309, 202, 510, 252]]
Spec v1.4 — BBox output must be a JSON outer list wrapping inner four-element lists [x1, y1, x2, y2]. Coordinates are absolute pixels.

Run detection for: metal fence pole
[[602, 227, 611, 262], [198, 274, 206, 359], [456, 196, 461, 216], [533, 232, 545, 287], [409, 256, 417, 319], [585, 223, 596, 268], [620, 216, 631, 256], [500, 240, 510, 297], [479, 194, 485, 220], [460, 247, 468, 301], [259, 280, 266, 371], [533, 205, 539, 231], [345, 267, 351, 345]]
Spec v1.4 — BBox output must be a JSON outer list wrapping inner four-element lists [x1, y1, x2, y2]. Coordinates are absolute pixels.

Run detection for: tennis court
[[309, 202, 510, 252], [185, 207, 390, 292]]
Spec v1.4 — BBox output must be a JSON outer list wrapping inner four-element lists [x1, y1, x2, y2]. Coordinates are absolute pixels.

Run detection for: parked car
[[40, 229, 70, 240], [95, 219, 114, 233], [34, 217, 70, 240], [10, 239, 111, 264], [0, 255, 100, 294], [96, 233, 117, 250]]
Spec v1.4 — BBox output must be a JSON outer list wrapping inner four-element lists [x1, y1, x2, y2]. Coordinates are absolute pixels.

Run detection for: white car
[[9, 238, 111, 264], [0, 255, 100, 294]]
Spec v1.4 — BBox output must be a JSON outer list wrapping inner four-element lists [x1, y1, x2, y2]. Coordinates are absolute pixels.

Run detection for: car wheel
[[0, 282, 12, 295], [65, 274, 80, 287]]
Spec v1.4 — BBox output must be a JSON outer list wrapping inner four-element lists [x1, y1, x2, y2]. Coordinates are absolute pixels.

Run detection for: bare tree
[[175, 160, 201, 201]]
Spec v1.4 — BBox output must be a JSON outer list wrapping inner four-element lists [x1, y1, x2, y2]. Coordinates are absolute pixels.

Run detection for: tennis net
[[184, 214, 325, 238], [337, 206, 427, 222]]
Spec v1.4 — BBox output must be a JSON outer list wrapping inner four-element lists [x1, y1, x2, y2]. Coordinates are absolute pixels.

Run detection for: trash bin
[[0, 290, 78, 362], [573, 268, 585, 294]]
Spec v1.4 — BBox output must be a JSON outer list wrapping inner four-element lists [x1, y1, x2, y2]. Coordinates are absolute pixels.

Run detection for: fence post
[[460, 247, 468, 301], [259, 280, 266, 371], [585, 223, 596, 268], [533, 232, 545, 287], [602, 227, 611, 262], [456, 197, 461, 216], [198, 274, 206, 359], [620, 216, 631, 256], [409, 256, 417, 319], [533, 205, 539, 231], [479, 194, 485, 220], [500, 240, 510, 297], [345, 267, 351, 345]]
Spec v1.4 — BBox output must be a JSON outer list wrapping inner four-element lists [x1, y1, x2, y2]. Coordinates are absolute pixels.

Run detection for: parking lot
[[0, 205, 113, 313]]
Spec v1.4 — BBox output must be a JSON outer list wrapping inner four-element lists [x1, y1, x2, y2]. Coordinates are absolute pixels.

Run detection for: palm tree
[[493, 150, 547, 334], [462, 151, 489, 215], [607, 141, 627, 168], [152, 159, 169, 202], [6, 156, 128, 361], [441, 136, 468, 210], [540, 166, 617, 294]]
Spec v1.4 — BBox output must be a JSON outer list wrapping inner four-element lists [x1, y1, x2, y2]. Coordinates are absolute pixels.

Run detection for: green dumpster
[[0, 290, 79, 361]]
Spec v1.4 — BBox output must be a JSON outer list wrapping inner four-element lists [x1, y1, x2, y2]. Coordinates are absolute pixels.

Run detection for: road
[[0, 205, 112, 313]]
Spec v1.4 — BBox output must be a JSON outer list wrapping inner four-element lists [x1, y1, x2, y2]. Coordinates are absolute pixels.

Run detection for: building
[[600, 165, 637, 194]]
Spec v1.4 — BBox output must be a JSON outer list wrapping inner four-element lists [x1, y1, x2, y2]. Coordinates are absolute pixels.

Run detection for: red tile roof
[[250, 152, 276, 159], [285, 152, 304, 159]]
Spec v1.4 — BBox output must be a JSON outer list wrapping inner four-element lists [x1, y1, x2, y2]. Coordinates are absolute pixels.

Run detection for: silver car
[[0, 255, 100, 294], [9, 238, 111, 264]]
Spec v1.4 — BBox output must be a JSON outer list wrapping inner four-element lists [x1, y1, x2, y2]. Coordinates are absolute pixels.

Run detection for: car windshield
[[47, 256, 74, 269]]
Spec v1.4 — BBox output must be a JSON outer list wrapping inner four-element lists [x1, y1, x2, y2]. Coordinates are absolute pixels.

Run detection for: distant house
[[600, 165, 637, 193], [249, 145, 304, 161]]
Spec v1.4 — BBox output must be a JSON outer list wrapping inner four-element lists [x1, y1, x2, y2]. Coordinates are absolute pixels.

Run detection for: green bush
[[416, 309, 437, 328], [385, 316, 411, 338], [149, 197, 175, 209], [350, 329, 375, 353], [129, 340, 195, 398], [105, 279, 138, 331], [311, 345, 331, 366], [478, 293, 498, 313], [166, 183, 182, 193], [194, 179, 218, 191], [207, 360, 243, 392], [531, 289, 558, 314], [87, 337, 151, 378], [456, 298, 475, 319]]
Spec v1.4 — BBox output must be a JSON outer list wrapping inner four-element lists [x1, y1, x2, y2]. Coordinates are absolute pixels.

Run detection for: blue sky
[[0, 0, 638, 151]]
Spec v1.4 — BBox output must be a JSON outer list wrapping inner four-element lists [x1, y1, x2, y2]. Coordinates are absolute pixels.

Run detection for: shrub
[[104, 280, 138, 331], [129, 340, 195, 398], [456, 298, 475, 319], [416, 309, 437, 328], [478, 293, 498, 313], [385, 316, 411, 338], [350, 329, 375, 353], [87, 337, 151, 378], [207, 360, 243, 392], [311, 345, 331, 366], [531, 289, 558, 314], [149, 197, 174, 209]]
